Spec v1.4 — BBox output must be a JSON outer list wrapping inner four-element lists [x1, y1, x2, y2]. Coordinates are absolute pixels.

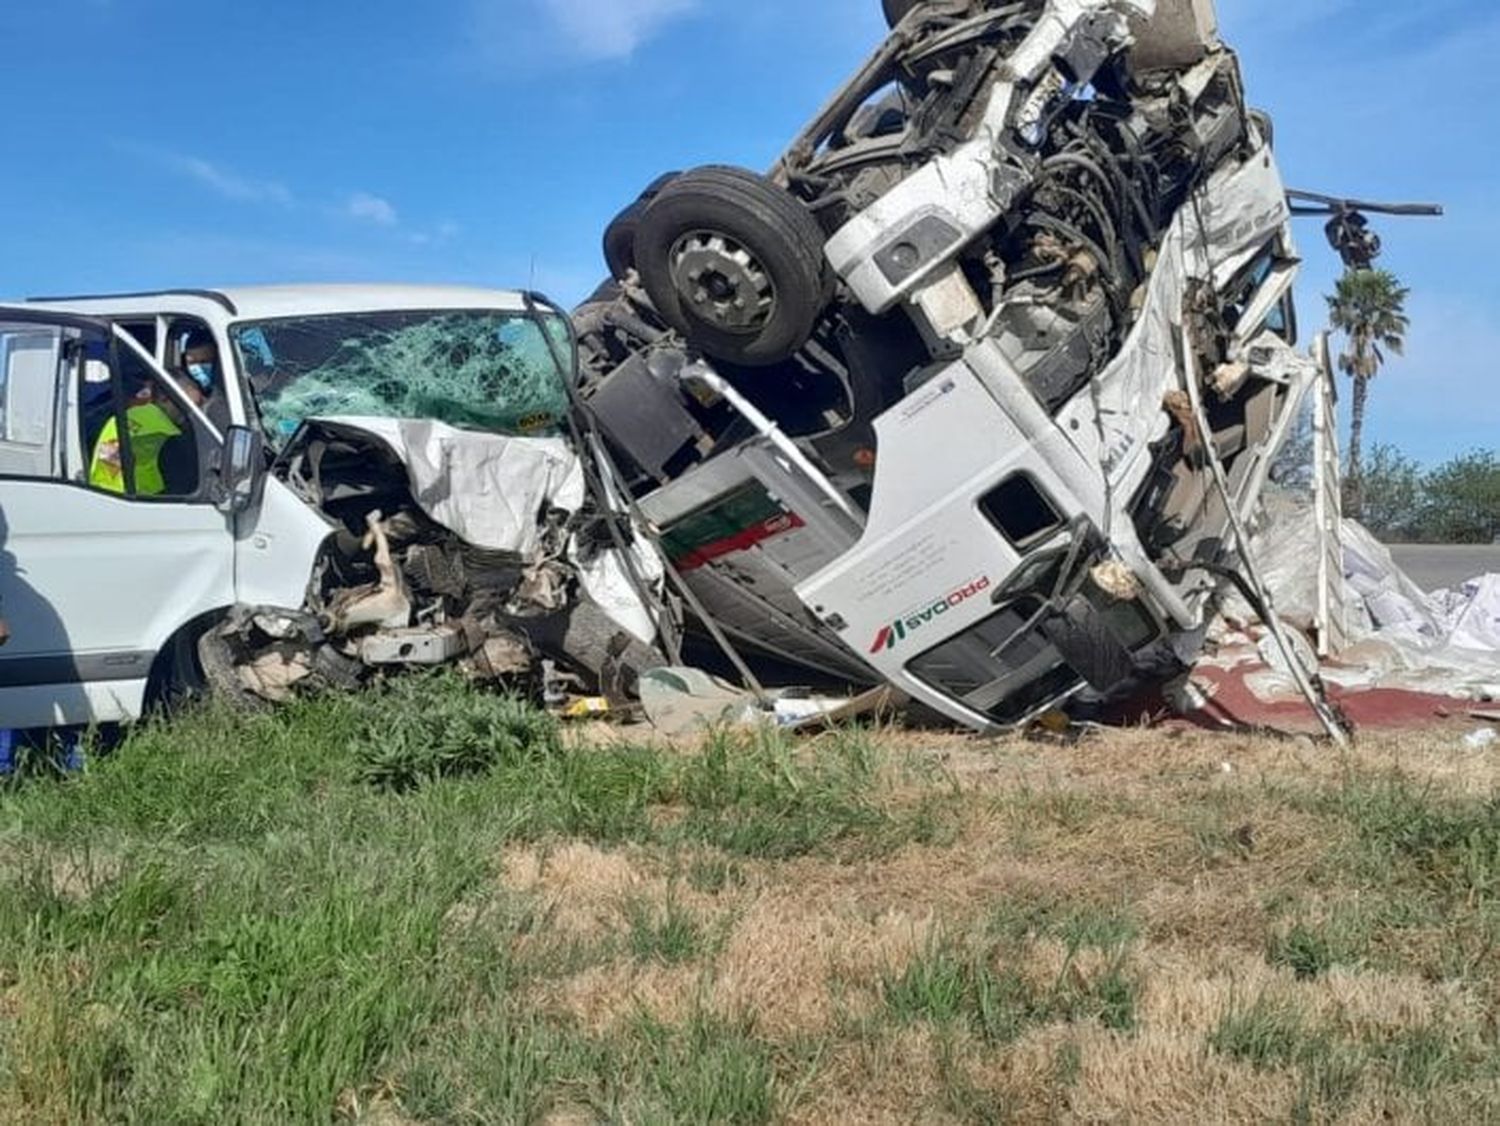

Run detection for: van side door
[[0, 313, 235, 727]]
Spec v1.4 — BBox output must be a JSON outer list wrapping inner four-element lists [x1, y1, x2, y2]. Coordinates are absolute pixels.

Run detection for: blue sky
[[0, 0, 1493, 463]]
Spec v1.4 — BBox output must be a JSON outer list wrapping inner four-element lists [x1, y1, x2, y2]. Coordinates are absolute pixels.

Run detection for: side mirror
[[214, 425, 265, 516]]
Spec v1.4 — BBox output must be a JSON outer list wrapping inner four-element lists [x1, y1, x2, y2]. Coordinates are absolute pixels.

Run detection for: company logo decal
[[868, 577, 992, 654]]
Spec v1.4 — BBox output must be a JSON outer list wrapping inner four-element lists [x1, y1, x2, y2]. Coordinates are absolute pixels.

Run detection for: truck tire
[[1040, 596, 1138, 695], [883, 0, 923, 28], [634, 165, 831, 367], [603, 171, 681, 280]]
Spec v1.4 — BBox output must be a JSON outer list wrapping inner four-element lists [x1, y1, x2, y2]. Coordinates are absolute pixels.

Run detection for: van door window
[[81, 335, 216, 502], [0, 322, 63, 479]]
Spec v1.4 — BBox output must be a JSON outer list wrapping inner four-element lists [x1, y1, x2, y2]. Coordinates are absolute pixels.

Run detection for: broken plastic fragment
[[1090, 561, 1144, 602]]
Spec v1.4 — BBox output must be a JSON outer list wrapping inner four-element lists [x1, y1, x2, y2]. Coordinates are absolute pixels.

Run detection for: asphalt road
[[1387, 545, 1500, 593]]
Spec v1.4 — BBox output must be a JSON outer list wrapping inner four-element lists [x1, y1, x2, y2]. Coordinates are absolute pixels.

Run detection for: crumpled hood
[[283, 416, 664, 647], [286, 416, 586, 557]]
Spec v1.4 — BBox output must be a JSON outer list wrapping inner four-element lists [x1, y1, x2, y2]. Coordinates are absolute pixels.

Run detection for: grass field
[[3, 675, 1499, 1124]]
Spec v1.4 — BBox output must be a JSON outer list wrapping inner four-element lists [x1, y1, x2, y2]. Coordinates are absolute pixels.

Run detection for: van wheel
[[145, 625, 211, 715], [197, 627, 270, 712], [634, 165, 831, 367]]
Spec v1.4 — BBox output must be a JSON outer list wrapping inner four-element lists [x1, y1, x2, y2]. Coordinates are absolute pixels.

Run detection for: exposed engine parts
[[204, 420, 666, 710]]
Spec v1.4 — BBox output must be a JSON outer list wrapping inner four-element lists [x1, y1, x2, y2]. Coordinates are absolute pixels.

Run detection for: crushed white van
[[0, 287, 665, 728]]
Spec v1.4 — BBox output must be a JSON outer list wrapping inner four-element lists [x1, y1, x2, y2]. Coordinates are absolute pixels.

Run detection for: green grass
[[349, 676, 563, 791], [1283, 773, 1500, 902], [625, 891, 709, 965], [1210, 992, 1500, 1120], [1266, 914, 1371, 981], [674, 724, 953, 860], [0, 677, 939, 1124], [1210, 996, 1365, 1119], [880, 915, 1140, 1044]]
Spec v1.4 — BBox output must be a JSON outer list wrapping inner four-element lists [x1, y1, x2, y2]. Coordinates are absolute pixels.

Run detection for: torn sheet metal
[[576, 0, 1324, 733], [200, 415, 671, 710], [571, 531, 665, 648]]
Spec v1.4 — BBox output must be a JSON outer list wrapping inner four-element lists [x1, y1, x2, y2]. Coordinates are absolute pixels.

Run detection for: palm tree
[[1326, 268, 1410, 516]]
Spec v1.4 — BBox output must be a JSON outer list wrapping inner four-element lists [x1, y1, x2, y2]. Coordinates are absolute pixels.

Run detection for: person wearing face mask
[[178, 329, 220, 398], [89, 364, 213, 497]]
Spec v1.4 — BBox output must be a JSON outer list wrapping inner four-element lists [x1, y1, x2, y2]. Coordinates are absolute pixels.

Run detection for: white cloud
[[407, 222, 461, 247], [162, 152, 295, 207], [345, 192, 399, 227], [474, 0, 696, 64], [531, 0, 697, 61]]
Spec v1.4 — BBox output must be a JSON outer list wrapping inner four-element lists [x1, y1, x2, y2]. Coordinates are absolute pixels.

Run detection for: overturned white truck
[[575, 0, 1328, 729]]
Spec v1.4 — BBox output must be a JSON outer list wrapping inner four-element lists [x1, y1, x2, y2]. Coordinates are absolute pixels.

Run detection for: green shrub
[[349, 674, 561, 791]]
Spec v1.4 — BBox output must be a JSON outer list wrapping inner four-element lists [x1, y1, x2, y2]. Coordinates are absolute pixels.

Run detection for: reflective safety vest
[[89, 402, 182, 496]]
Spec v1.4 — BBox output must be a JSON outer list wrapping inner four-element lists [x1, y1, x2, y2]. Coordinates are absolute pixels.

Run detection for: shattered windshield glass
[[230, 310, 572, 444]]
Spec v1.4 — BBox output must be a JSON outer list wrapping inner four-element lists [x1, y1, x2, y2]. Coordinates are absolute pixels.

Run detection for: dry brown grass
[[451, 724, 1500, 1122], [304, 716, 1488, 1121]]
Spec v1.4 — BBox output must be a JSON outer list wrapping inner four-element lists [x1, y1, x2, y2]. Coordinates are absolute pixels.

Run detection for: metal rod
[[1177, 318, 1353, 747]]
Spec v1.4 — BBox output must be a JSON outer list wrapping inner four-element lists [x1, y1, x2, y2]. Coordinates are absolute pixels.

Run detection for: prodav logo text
[[869, 577, 992, 654]]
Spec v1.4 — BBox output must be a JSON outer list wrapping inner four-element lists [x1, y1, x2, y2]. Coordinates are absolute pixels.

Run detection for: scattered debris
[[1463, 728, 1498, 752], [638, 667, 898, 736], [201, 416, 670, 712], [0, 1, 1466, 742]]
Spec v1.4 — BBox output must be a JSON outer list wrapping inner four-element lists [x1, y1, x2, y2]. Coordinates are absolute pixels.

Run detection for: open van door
[[0, 311, 235, 727]]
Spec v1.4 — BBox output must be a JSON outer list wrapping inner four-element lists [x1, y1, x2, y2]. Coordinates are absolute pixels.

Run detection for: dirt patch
[[785, 1027, 948, 1126], [1056, 1025, 1300, 1124], [501, 842, 681, 939], [537, 886, 934, 1038], [0, 845, 124, 904]]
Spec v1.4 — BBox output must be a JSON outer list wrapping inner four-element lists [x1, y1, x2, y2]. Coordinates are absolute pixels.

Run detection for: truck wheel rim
[[668, 230, 776, 333]]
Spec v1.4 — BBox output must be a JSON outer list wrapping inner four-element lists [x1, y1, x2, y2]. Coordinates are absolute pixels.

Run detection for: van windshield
[[230, 309, 572, 445]]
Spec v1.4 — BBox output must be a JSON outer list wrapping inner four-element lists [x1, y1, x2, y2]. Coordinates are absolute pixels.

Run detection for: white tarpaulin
[[1227, 499, 1500, 700]]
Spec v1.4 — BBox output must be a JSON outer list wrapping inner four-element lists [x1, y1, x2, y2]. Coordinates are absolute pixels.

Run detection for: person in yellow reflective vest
[[89, 374, 208, 497]]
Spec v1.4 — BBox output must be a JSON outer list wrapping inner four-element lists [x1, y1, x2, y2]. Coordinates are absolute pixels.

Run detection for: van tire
[[197, 627, 270, 713], [634, 165, 830, 367], [145, 626, 209, 716]]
